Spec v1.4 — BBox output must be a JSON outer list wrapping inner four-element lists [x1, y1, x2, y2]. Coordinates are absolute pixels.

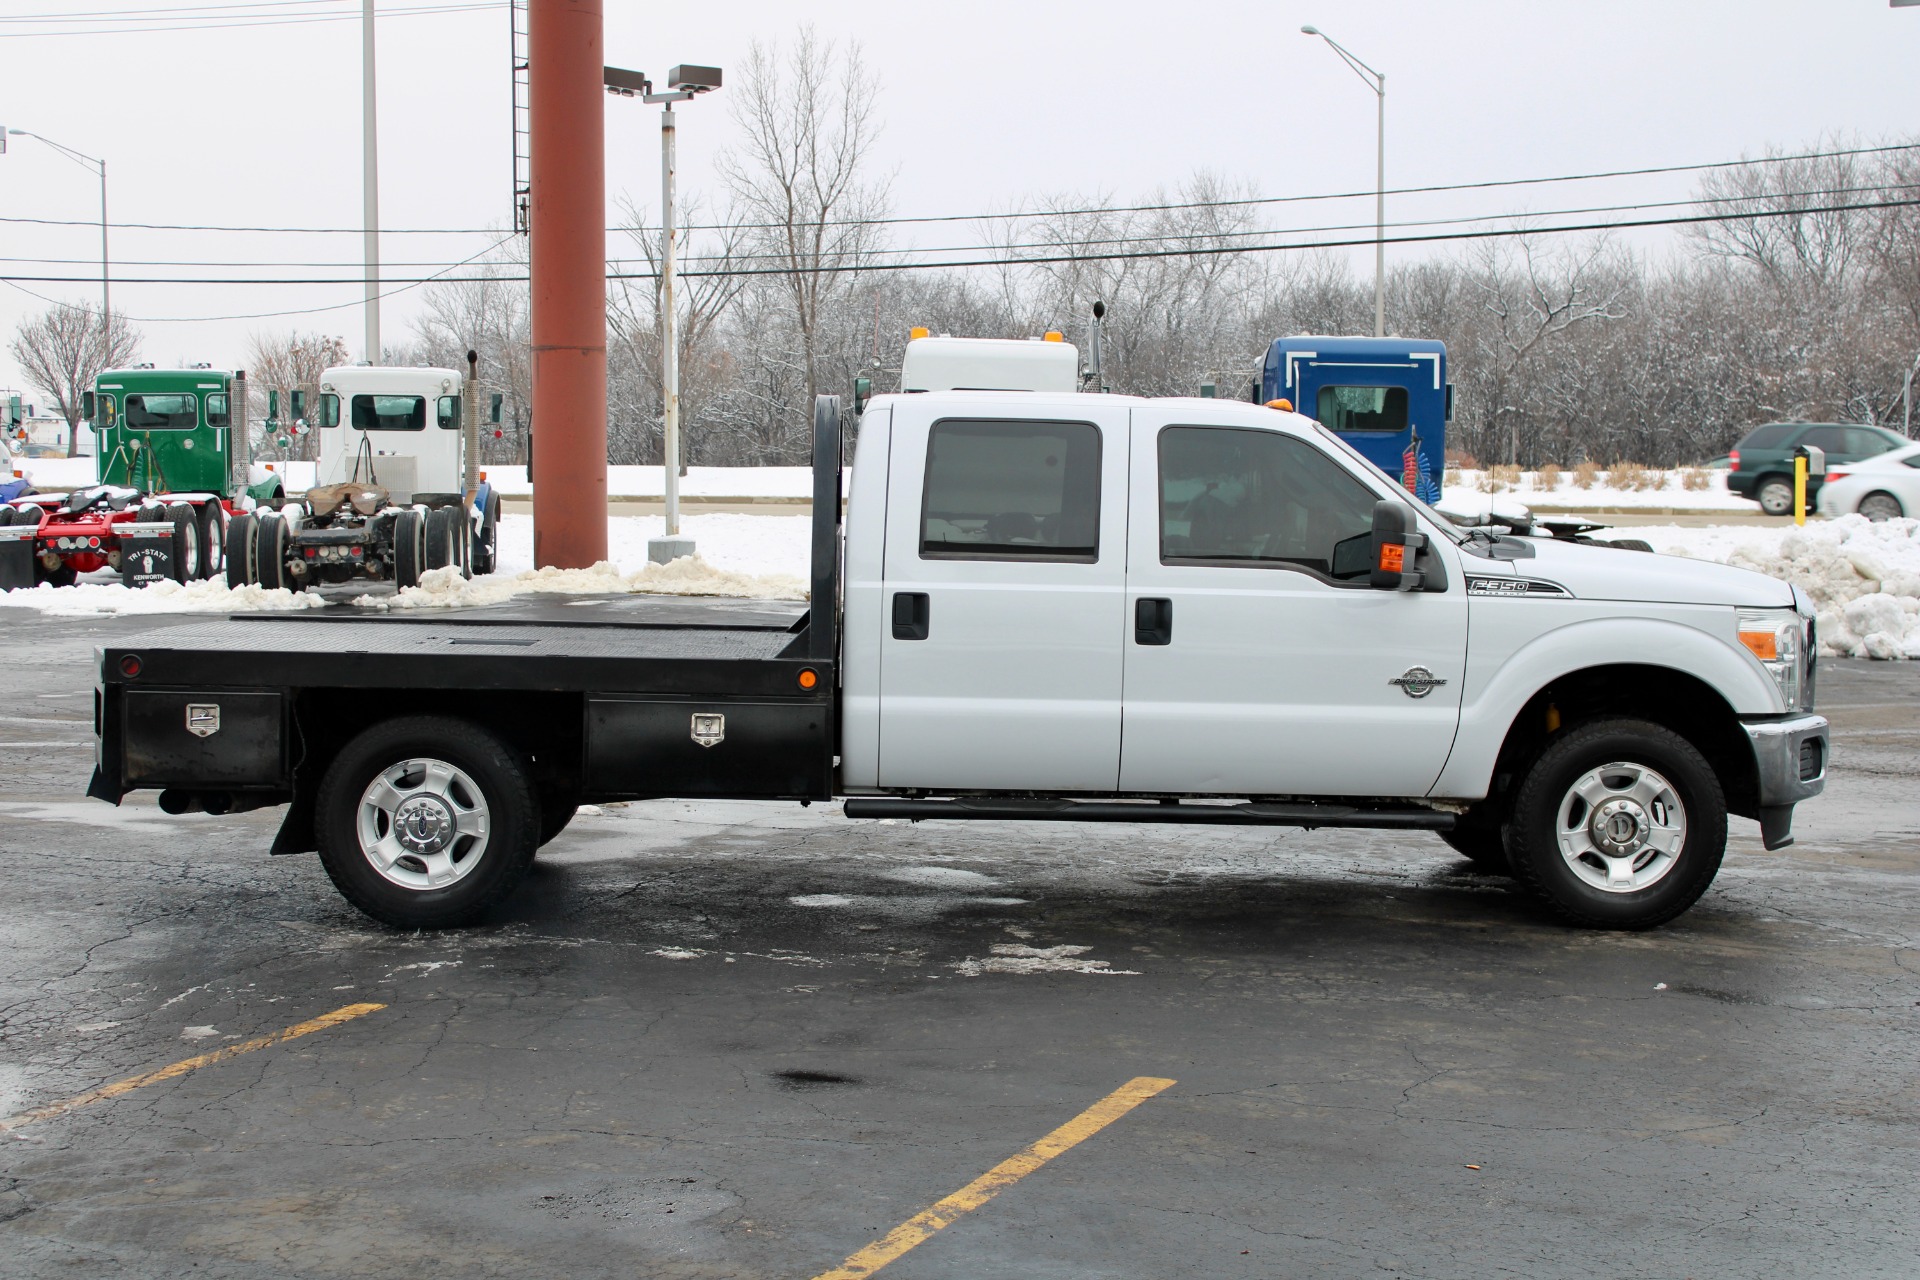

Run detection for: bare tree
[[717, 27, 891, 409], [245, 330, 349, 461], [9, 303, 140, 457], [409, 240, 534, 464]]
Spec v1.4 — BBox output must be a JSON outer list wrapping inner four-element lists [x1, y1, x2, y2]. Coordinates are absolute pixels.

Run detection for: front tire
[[1860, 491, 1905, 522], [316, 717, 540, 929], [1505, 718, 1726, 929]]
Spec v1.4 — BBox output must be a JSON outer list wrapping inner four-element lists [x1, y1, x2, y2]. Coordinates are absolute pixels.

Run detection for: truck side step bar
[[842, 798, 1455, 830]]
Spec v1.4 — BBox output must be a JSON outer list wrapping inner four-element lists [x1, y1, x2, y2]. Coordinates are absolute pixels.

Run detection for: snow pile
[[355, 555, 806, 611], [0, 576, 328, 618], [1652, 515, 1920, 658]]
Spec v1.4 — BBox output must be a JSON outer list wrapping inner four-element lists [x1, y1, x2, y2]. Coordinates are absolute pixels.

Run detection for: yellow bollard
[[1794, 455, 1808, 526]]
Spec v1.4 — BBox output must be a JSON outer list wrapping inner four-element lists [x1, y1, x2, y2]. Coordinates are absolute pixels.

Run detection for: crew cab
[[89, 391, 1828, 932]]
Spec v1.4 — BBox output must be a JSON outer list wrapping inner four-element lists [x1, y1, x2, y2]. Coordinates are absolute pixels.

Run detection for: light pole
[[6, 129, 110, 332], [1300, 25, 1386, 338], [361, 0, 381, 363], [606, 63, 722, 564]]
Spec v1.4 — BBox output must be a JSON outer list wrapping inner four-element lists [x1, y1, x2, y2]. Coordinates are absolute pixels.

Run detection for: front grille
[[1799, 738, 1824, 782]]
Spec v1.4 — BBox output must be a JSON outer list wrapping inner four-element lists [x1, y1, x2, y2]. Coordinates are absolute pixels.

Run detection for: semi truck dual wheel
[[473, 489, 501, 575], [225, 513, 256, 589], [393, 509, 426, 589], [196, 503, 228, 580], [1503, 717, 1727, 929], [1756, 476, 1795, 517], [254, 514, 291, 591], [315, 716, 541, 929], [425, 506, 465, 576], [164, 503, 198, 584]]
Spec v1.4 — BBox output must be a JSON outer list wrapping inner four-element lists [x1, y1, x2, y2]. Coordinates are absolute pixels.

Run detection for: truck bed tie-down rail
[[842, 798, 1455, 830]]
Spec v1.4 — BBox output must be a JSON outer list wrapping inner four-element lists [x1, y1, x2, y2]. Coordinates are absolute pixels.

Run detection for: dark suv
[[1728, 422, 1910, 515]]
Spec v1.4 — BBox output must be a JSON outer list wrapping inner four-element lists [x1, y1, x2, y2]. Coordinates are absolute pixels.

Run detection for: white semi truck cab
[[93, 390, 1826, 933]]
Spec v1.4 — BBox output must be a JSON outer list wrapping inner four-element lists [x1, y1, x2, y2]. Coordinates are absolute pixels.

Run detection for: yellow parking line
[[812, 1075, 1177, 1280], [1, 1001, 386, 1133]]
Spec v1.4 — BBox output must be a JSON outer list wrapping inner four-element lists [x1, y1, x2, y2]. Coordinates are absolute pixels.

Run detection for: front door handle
[[892, 591, 930, 640], [1135, 597, 1172, 645]]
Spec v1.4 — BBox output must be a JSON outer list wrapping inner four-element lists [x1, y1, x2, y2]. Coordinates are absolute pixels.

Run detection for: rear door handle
[[892, 591, 930, 640], [1135, 597, 1172, 645]]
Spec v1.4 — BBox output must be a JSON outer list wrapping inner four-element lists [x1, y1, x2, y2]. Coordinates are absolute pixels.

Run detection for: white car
[[1815, 441, 1920, 520]]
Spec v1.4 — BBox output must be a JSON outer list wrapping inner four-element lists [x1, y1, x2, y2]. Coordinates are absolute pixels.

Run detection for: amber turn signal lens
[[1377, 544, 1406, 573], [1738, 631, 1778, 661], [797, 668, 818, 690]]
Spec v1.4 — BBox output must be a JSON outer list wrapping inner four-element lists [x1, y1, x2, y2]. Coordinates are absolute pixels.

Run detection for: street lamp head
[[603, 65, 650, 97], [667, 64, 722, 93], [1300, 25, 1320, 35], [7, 129, 26, 136]]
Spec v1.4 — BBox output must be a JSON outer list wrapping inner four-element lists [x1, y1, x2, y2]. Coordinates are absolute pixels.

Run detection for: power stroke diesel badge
[[1389, 667, 1448, 699]]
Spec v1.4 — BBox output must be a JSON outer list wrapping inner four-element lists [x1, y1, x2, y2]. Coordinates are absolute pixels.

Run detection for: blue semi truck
[[1261, 336, 1450, 501]]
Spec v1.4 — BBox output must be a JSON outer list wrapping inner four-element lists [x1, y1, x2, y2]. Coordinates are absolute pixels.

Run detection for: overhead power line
[[6, 197, 1917, 299], [0, 0, 502, 38], [1, 141, 1913, 237], [3, 179, 1913, 273]]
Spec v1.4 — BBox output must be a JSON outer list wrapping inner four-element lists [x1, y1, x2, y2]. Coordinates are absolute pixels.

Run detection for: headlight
[[1738, 608, 1803, 710]]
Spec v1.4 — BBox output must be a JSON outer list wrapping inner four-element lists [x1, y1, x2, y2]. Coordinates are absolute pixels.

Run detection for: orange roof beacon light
[[1266, 398, 1294, 412], [1043, 331, 1065, 342], [909, 326, 930, 341]]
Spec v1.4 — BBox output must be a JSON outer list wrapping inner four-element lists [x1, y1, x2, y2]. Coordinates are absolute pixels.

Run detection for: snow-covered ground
[[1448, 467, 1750, 511], [6, 506, 1918, 660]]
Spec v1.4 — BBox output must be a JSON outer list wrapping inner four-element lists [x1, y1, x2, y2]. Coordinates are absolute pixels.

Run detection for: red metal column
[[528, 0, 607, 568]]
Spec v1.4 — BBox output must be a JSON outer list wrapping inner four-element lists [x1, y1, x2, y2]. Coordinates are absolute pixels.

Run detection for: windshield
[[1310, 420, 1465, 543], [123, 393, 197, 430]]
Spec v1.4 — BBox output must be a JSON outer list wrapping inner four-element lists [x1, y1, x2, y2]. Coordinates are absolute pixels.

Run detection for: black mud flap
[[1759, 804, 1795, 851], [270, 787, 317, 856], [86, 766, 123, 805]]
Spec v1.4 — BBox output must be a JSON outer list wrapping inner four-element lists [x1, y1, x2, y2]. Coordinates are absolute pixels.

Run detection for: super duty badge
[[1466, 576, 1570, 598]]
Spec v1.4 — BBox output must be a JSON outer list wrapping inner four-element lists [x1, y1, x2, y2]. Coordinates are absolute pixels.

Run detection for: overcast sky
[[3, 0, 1918, 399]]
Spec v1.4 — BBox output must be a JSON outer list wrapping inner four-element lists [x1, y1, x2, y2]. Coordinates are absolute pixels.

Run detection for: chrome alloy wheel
[[1555, 761, 1687, 893], [354, 757, 491, 890]]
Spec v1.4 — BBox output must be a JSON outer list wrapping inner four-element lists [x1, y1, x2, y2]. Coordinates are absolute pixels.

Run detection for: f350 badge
[[690, 713, 725, 748], [1389, 667, 1448, 699]]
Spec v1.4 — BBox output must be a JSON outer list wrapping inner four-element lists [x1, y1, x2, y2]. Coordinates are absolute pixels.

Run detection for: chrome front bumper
[[1742, 713, 1829, 850]]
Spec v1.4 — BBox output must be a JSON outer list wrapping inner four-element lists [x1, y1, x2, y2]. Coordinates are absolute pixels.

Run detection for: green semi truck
[[0, 365, 283, 585]]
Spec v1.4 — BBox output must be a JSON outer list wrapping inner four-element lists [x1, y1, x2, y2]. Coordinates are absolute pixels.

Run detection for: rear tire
[[1756, 476, 1794, 517], [315, 716, 540, 929], [163, 502, 198, 584], [255, 513, 291, 591], [473, 489, 501, 575], [393, 508, 426, 589], [425, 505, 460, 572], [225, 512, 257, 588], [1504, 717, 1727, 929], [196, 503, 227, 580], [1860, 491, 1905, 522]]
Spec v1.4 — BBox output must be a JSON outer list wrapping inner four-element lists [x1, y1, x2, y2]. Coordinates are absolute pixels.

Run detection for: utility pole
[[1301, 25, 1387, 337], [361, 0, 381, 363]]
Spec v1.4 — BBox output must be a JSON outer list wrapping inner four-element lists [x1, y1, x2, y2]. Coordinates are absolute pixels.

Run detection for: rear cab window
[[351, 395, 426, 431], [1315, 385, 1408, 434], [920, 419, 1102, 562]]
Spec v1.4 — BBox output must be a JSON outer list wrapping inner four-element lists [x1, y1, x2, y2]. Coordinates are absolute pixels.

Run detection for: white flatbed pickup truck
[[90, 391, 1827, 931]]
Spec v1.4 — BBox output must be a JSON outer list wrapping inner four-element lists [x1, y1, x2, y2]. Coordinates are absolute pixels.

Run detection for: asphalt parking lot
[[1, 607, 1916, 1279]]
